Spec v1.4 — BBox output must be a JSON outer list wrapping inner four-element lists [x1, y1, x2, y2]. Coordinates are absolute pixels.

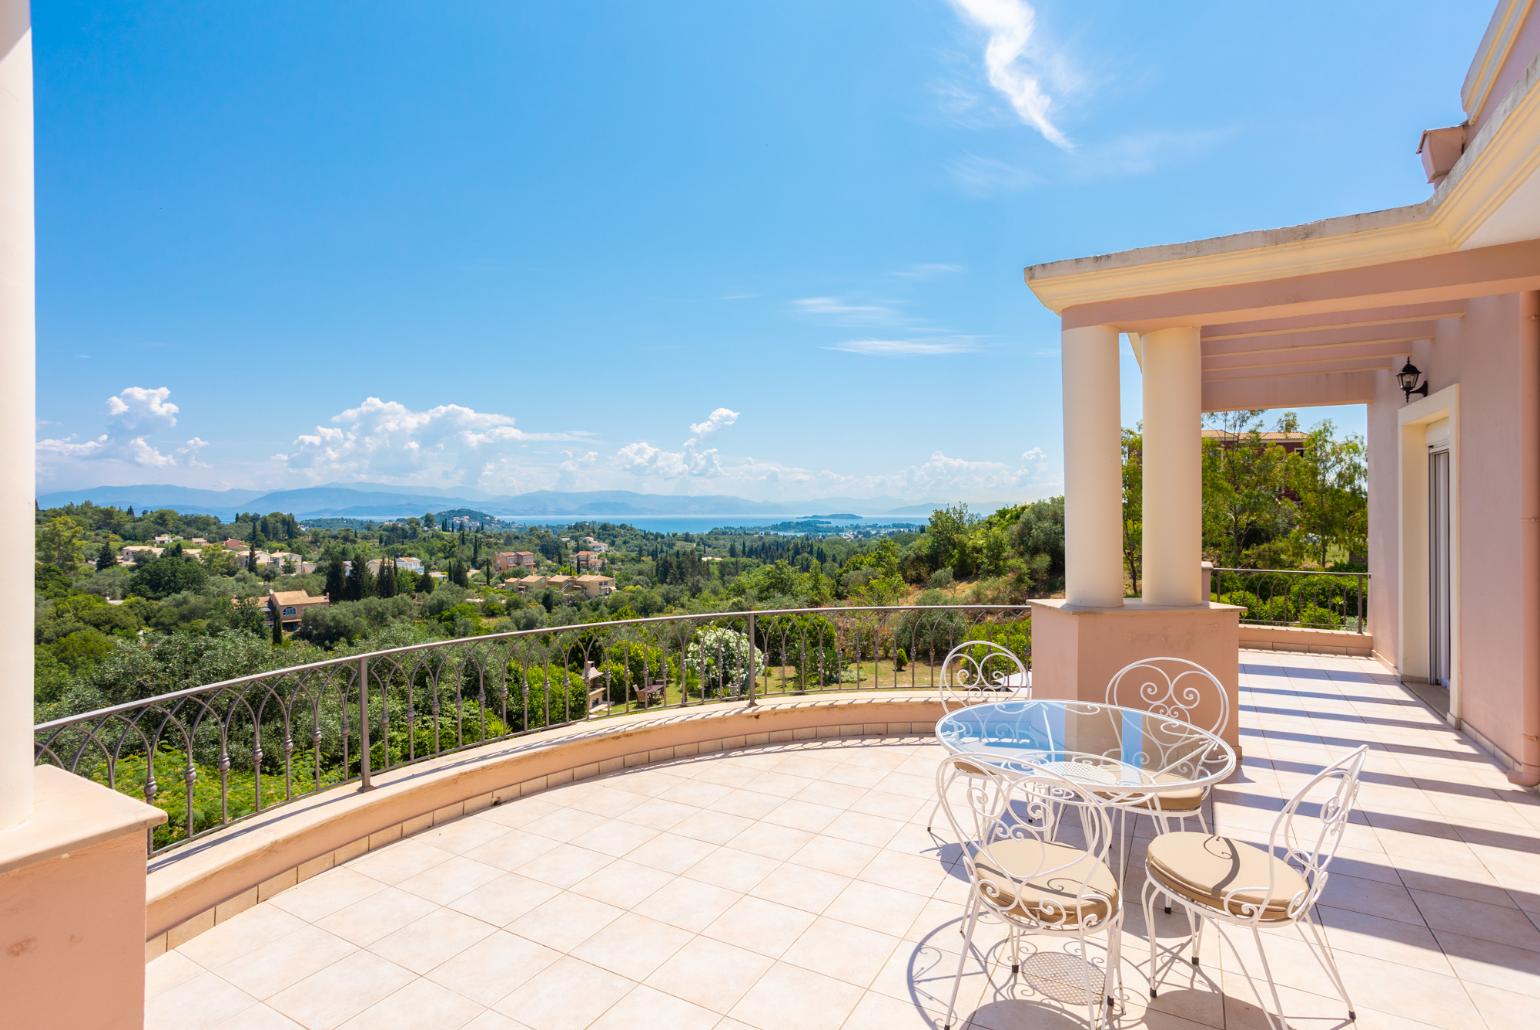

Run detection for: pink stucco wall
[[1368, 292, 1538, 769], [1472, 8, 1540, 136], [1454, 293, 1537, 764]]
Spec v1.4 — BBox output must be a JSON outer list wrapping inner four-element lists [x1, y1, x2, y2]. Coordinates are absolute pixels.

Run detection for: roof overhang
[[1025, 50, 1540, 320]]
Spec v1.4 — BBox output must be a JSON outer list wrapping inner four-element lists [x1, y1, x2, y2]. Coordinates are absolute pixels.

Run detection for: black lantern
[[1397, 358, 1429, 402]]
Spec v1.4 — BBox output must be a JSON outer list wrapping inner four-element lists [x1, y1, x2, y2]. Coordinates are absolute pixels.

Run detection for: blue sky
[[33, 1, 1489, 505]]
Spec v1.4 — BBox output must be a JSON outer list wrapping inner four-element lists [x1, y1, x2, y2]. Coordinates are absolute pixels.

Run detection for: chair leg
[[943, 896, 981, 1030], [1143, 880, 1161, 999], [1299, 913, 1357, 1021], [1077, 925, 1096, 1027], [1105, 913, 1123, 1017], [1010, 927, 1021, 976], [1190, 910, 1204, 966], [1250, 925, 1289, 1030]]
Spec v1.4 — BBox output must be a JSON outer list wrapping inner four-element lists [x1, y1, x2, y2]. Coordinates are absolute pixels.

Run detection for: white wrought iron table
[[935, 698, 1236, 802]]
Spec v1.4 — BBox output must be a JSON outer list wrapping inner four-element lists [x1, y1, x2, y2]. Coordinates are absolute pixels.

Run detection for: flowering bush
[[686, 626, 765, 697]]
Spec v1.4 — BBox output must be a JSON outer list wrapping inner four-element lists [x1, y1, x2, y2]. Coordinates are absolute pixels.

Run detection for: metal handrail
[[1209, 567, 1369, 633], [34, 603, 1032, 856]]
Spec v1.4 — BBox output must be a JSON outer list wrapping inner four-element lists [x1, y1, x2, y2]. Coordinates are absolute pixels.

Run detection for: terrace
[[130, 648, 1540, 1029]]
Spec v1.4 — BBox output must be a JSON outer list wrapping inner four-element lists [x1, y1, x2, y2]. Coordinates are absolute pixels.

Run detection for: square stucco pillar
[[1030, 599, 1244, 754], [0, 768, 165, 1029]]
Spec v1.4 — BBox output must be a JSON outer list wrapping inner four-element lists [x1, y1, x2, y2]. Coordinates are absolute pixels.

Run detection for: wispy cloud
[[790, 295, 916, 329], [948, 0, 1071, 149], [831, 338, 979, 357], [891, 262, 964, 280], [946, 153, 1040, 196]]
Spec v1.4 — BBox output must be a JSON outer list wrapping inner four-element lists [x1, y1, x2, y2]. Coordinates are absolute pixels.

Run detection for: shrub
[[1298, 603, 1342, 629], [1218, 590, 1261, 618], [1253, 596, 1297, 624]]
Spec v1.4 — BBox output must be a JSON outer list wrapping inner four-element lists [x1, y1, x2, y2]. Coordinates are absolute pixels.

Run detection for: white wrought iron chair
[[926, 640, 1030, 836], [937, 753, 1123, 1029], [1100, 657, 1229, 879], [1143, 745, 1369, 1029]]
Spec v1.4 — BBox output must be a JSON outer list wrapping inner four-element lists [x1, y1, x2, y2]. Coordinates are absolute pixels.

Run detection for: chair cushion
[[1146, 832, 1309, 922], [972, 838, 1119, 927], [1091, 771, 1207, 812]]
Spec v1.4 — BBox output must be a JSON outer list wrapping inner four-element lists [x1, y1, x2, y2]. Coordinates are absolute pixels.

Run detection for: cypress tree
[[271, 607, 284, 644], [95, 541, 116, 570], [324, 556, 346, 600]]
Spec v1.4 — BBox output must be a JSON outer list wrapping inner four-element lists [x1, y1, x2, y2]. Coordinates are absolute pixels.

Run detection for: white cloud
[[105, 386, 179, 432], [37, 386, 196, 473], [949, 0, 1071, 149], [278, 397, 590, 486], [831, 338, 978, 357], [688, 407, 740, 437], [945, 152, 1041, 196]]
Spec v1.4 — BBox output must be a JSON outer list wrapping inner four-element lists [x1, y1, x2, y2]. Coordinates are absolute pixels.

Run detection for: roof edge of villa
[[1025, 47, 1540, 315]]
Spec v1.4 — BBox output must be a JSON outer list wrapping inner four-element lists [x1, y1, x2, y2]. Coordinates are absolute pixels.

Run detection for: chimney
[[1418, 124, 1468, 187]]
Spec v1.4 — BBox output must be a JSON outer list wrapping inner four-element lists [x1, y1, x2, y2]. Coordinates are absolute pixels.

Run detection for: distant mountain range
[[36, 483, 945, 521]]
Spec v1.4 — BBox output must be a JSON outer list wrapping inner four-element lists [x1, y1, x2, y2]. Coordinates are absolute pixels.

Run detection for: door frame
[[1398, 384, 1461, 719]]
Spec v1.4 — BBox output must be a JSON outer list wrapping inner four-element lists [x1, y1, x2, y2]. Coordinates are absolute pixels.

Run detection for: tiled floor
[[146, 651, 1540, 1028]]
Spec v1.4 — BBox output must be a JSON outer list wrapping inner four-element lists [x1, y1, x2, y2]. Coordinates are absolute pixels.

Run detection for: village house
[[492, 550, 536, 572], [116, 544, 161, 565], [264, 589, 329, 631], [574, 549, 604, 572]]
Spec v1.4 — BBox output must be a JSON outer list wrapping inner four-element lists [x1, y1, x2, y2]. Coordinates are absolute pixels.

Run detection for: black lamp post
[[1397, 358, 1429, 403]]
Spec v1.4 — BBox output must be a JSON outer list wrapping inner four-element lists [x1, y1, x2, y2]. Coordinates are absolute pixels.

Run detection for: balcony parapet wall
[[143, 690, 942, 960]]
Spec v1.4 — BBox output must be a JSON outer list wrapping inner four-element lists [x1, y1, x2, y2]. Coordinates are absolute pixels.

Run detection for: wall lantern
[[1397, 358, 1429, 403]]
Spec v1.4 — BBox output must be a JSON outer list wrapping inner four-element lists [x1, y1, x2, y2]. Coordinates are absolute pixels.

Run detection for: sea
[[500, 514, 925, 535]]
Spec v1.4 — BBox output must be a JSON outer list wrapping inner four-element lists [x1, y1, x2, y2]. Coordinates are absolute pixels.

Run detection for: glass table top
[[936, 698, 1236, 793]]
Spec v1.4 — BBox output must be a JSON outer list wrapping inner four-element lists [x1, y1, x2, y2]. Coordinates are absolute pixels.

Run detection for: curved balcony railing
[[33, 604, 1030, 856]]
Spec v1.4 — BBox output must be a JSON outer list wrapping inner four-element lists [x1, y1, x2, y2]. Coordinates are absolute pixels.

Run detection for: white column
[[1061, 324, 1124, 607], [0, 2, 35, 828], [1141, 326, 1203, 606]]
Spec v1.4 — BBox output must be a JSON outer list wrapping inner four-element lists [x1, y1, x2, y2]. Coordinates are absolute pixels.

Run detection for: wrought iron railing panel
[[33, 604, 1029, 856], [1209, 568, 1369, 634]]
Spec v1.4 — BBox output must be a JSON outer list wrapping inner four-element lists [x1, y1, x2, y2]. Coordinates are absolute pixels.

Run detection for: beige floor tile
[[709, 788, 786, 820], [1411, 887, 1540, 950], [215, 923, 357, 999], [569, 816, 660, 858], [211, 1003, 304, 1029], [570, 857, 675, 908], [670, 807, 757, 845], [268, 951, 415, 1030], [617, 796, 697, 831], [179, 905, 308, 970], [635, 874, 741, 932], [781, 915, 899, 987], [728, 962, 863, 1030], [1434, 927, 1540, 999], [705, 895, 818, 958], [792, 835, 881, 877], [425, 928, 561, 1007], [347, 838, 456, 885], [749, 861, 852, 914], [147, 950, 205, 995], [369, 907, 497, 974], [522, 805, 609, 843], [516, 841, 616, 888], [642, 935, 773, 1013], [337, 976, 485, 1030], [460, 1011, 525, 1030], [415, 816, 509, 855], [682, 844, 781, 892], [267, 866, 386, 922], [570, 911, 694, 981], [490, 956, 636, 1030], [1315, 903, 1452, 974], [314, 886, 439, 947], [840, 990, 931, 1029], [859, 849, 950, 897], [763, 798, 845, 833], [727, 820, 818, 861], [821, 810, 906, 849], [396, 855, 506, 906], [588, 984, 719, 1030], [463, 829, 563, 871], [793, 779, 868, 809], [624, 830, 718, 871], [477, 796, 562, 828], [826, 880, 932, 937], [147, 971, 258, 1030], [506, 891, 624, 952], [445, 872, 561, 927], [1464, 979, 1540, 1028], [849, 789, 928, 823]]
